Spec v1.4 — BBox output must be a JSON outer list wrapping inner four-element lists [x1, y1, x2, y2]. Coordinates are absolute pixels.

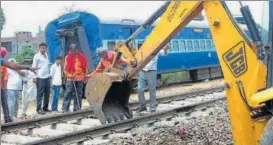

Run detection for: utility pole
[[16, 33, 19, 54]]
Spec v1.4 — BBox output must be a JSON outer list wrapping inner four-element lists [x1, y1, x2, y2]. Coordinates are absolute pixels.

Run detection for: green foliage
[[161, 71, 190, 84], [13, 55, 24, 63], [13, 45, 35, 63], [1, 7, 6, 32]]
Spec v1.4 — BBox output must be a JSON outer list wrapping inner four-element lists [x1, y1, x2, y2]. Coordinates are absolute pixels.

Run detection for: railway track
[[1, 85, 225, 145], [2, 86, 224, 133], [133, 77, 223, 93]]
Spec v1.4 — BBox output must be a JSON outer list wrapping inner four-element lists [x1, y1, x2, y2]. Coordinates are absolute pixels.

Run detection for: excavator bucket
[[85, 72, 135, 124]]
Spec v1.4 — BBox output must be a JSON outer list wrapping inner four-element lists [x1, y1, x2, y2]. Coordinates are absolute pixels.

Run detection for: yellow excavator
[[86, 1, 273, 144]]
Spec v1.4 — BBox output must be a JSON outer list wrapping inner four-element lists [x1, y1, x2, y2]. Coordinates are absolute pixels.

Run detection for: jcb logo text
[[223, 41, 247, 77]]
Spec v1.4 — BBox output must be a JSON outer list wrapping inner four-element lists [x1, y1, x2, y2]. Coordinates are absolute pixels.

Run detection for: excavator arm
[[86, 1, 273, 144]]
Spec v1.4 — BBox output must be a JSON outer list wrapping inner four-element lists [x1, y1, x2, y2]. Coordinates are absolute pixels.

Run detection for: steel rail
[[2, 85, 224, 132], [25, 96, 226, 145]]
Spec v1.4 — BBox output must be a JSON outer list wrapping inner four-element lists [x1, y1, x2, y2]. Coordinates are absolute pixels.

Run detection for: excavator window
[[261, 1, 270, 44]]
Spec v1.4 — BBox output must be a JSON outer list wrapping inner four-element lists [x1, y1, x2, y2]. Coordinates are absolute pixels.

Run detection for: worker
[[7, 58, 23, 120], [1, 62, 11, 123], [62, 44, 88, 112], [0, 47, 38, 123], [32, 42, 51, 115], [94, 47, 129, 73], [136, 45, 170, 113]]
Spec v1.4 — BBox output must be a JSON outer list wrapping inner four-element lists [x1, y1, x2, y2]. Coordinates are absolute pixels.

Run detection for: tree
[[59, 4, 87, 16], [13, 45, 35, 63], [38, 25, 42, 33], [1, 7, 6, 32]]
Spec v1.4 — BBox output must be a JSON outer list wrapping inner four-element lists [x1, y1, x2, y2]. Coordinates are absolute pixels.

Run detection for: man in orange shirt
[[95, 47, 129, 73], [1, 66, 12, 122], [62, 44, 88, 112], [1, 48, 12, 123]]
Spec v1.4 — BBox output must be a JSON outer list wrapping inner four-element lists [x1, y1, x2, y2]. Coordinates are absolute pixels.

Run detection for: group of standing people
[[1, 41, 169, 123], [32, 43, 88, 115], [1, 42, 89, 122]]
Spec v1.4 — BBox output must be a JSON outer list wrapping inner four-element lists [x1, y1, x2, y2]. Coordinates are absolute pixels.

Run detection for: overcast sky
[[1, 1, 266, 37]]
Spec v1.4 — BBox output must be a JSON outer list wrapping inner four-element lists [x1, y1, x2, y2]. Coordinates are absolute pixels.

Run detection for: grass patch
[[161, 71, 190, 84]]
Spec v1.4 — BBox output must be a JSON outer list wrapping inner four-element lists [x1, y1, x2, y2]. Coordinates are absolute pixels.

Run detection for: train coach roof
[[100, 18, 250, 31], [100, 19, 210, 28]]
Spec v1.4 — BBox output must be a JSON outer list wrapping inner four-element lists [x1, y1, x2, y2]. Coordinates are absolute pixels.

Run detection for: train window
[[207, 33, 211, 39], [172, 40, 179, 52], [138, 41, 144, 48], [180, 40, 186, 51], [212, 42, 215, 50], [194, 28, 203, 33], [206, 40, 212, 50], [107, 41, 116, 50], [187, 40, 193, 51], [194, 40, 199, 51], [131, 41, 137, 49], [200, 40, 205, 50]]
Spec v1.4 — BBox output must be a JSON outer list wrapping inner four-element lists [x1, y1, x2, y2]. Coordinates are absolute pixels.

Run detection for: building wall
[[1, 31, 45, 58]]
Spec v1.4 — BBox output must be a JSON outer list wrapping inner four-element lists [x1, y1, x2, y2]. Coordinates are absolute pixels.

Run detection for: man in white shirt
[[7, 58, 23, 119], [21, 69, 37, 118], [32, 42, 51, 114], [50, 56, 62, 111], [137, 45, 170, 113]]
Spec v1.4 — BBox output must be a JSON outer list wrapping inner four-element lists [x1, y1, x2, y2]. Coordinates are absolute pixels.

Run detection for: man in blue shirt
[[136, 45, 170, 113], [1, 59, 5, 65]]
